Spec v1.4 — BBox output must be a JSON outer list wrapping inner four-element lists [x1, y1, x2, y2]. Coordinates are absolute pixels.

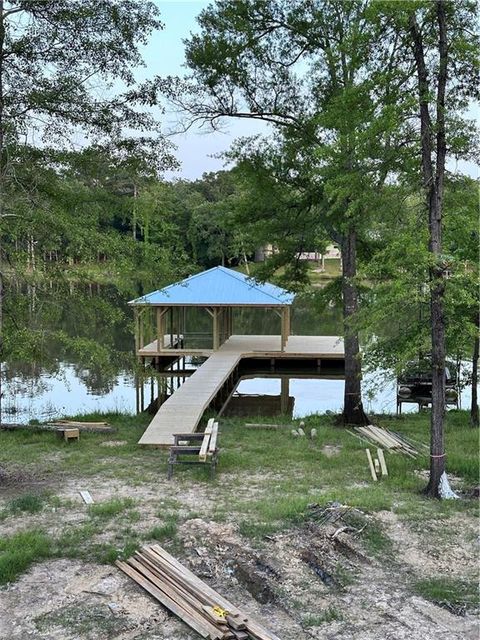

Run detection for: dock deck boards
[[138, 334, 344, 447]]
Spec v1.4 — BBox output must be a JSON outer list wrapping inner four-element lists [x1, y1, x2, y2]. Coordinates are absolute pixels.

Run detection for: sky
[[142, 0, 478, 181], [141, 1, 268, 180]]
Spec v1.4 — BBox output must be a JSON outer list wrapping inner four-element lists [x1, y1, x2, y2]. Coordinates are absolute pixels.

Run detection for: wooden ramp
[[138, 334, 344, 447]]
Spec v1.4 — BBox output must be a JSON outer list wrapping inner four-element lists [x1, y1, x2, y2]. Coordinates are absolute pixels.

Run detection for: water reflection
[[6, 363, 475, 424], [4, 283, 475, 422]]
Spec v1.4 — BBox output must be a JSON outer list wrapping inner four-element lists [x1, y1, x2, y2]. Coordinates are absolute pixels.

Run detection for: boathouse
[[129, 266, 344, 447]]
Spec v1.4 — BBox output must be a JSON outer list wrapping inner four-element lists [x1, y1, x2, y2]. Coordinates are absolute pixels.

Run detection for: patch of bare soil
[[1, 472, 478, 640], [1, 510, 478, 640], [177, 517, 479, 640], [0, 559, 188, 640], [0, 463, 54, 499]]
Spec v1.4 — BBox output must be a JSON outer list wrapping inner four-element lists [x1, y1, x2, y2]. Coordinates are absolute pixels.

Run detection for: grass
[[303, 606, 344, 626], [146, 521, 178, 542], [0, 530, 52, 585], [7, 493, 47, 514], [88, 497, 135, 520], [0, 492, 48, 520], [413, 577, 479, 612], [0, 409, 477, 587]]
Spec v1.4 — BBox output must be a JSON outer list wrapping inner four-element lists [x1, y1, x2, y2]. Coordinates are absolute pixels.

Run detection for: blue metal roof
[[129, 266, 295, 306]]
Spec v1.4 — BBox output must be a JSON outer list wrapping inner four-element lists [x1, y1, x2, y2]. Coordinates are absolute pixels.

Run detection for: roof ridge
[[219, 266, 290, 303], [155, 266, 218, 296], [128, 265, 294, 305]]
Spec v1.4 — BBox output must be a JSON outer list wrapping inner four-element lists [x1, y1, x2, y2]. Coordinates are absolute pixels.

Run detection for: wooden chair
[[167, 419, 219, 480]]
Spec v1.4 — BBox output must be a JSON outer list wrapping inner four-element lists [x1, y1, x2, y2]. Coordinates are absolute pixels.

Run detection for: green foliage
[[7, 493, 46, 515], [146, 521, 178, 543], [358, 177, 479, 374], [413, 577, 479, 612], [0, 530, 52, 585], [303, 607, 344, 626], [88, 498, 135, 520]]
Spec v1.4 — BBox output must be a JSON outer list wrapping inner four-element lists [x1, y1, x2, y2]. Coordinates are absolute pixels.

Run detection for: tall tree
[[0, 0, 169, 422], [165, 0, 406, 424], [400, 0, 478, 496]]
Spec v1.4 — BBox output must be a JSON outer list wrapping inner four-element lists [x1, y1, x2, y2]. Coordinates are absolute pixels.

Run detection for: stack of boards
[[116, 544, 281, 640], [350, 424, 421, 457]]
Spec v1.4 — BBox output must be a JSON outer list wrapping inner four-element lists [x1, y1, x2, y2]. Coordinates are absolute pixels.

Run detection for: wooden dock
[[138, 334, 344, 447]]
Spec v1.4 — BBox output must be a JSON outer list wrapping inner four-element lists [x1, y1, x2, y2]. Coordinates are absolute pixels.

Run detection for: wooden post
[[140, 360, 145, 411], [135, 374, 140, 413], [281, 306, 291, 351], [281, 377, 289, 414], [139, 309, 144, 350], [133, 307, 139, 355], [156, 307, 169, 353], [213, 308, 219, 350], [156, 307, 163, 353], [280, 307, 287, 352]]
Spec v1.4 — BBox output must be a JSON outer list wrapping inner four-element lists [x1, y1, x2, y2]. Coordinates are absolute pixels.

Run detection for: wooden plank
[[141, 549, 219, 609], [56, 419, 109, 426], [199, 419, 214, 462], [128, 557, 228, 639], [170, 446, 202, 454], [147, 546, 282, 640], [207, 422, 218, 457], [377, 448, 388, 477], [149, 546, 246, 619], [366, 449, 378, 481], [116, 560, 212, 639], [359, 426, 395, 450], [79, 490, 94, 504]]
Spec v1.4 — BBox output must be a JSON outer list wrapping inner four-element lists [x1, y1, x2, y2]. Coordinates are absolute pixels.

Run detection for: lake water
[[4, 287, 474, 422]]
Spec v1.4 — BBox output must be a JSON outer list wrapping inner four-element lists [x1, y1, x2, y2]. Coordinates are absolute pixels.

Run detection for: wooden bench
[[167, 419, 219, 480], [56, 427, 80, 442]]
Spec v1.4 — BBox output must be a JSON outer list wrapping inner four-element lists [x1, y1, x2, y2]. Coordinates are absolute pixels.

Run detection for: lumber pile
[[0, 421, 115, 434], [349, 424, 420, 457], [116, 544, 281, 640], [50, 419, 114, 432]]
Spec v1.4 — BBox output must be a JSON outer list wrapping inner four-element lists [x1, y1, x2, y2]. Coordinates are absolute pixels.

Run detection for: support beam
[[133, 307, 139, 354], [156, 307, 165, 352], [281, 377, 289, 414], [212, 308, 220, 350], [139, 310, 144, 350], [280, 307, 289, 351]]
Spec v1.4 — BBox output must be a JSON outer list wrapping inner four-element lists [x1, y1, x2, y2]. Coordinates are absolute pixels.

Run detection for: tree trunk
[[0, 0, 5, 428], [132, 182, 137, 240], [471, 312, 479, 428], [410, 2, 449, 498], [340, 228, 369, 425]]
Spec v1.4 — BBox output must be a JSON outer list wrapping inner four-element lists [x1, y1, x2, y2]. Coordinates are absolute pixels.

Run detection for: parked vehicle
[[397, 358, 459, 413]]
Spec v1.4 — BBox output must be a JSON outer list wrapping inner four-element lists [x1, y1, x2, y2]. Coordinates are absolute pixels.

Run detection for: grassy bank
[[0, 409, 478, 609]]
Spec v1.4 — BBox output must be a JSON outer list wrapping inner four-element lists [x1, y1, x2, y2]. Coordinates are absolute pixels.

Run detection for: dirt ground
[[0, 470, 478, 640]]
